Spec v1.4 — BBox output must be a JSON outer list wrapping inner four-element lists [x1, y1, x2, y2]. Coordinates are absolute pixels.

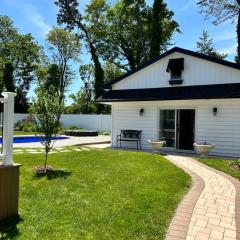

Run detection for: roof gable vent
[[166, 58, 184, 73], [167, 58, 184, 85]]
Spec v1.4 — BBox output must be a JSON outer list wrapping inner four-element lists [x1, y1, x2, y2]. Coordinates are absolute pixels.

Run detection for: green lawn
[[13, 131, 38, 135], [196, 157, 240, 181], [0, 149, 190, 240], [0, 131, 37, 136]]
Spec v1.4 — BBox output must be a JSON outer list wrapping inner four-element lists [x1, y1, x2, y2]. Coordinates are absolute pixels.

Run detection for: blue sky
[[0, 0, 237, 104]]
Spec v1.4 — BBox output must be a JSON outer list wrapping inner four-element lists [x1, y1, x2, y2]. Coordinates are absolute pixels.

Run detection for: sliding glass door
[[159, 109, 195, 150], [159, 110, 176, 148]]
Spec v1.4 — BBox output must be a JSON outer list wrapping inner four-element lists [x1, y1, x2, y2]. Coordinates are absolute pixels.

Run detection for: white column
[[2, 92, 17, 166]]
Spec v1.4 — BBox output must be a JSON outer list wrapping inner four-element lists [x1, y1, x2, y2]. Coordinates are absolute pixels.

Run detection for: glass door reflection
[[159, 110, 176, 148]]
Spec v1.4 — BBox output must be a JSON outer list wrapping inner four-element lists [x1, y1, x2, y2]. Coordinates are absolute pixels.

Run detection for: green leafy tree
[[0, 15, 41, 112], [196, 30, 228, 59], [55, 0, 105, 113], [66, 90, 96, 114], [103, 62, 124, 83], [44, 64, 62, 90], [65, 62, 119, 114], [149, 0, 179, 59], [31, 86, 63, 171], [85, 0, 179, 70], [66, 64, 103, 114], [1, 61, 29, 112], [46, 27, 81, 105], [198, 0, 240, 63], [2, 61, 15, 92], [55, 0, 179, 112]]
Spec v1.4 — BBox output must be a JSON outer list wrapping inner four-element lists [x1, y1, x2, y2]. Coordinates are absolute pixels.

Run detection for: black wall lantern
[[213, 107, 218, 116], [139, 108, 144, 116]]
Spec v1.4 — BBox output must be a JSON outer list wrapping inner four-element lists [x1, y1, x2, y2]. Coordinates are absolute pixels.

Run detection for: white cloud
[[214, 33, 236, 42], [219, 44, 237, 55], [3, 0, 51, 36], [23, 3, 51, 36]]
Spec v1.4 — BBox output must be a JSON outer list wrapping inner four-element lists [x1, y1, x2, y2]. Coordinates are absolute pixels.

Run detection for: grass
[[0, 149, 190, 240], [0, 131, 38, 136], [196, 157, 240, 181], [13, 131, 38, 135]]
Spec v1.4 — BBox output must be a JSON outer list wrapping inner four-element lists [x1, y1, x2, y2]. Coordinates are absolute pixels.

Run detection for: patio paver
[[165, 155, 239, 240], [13, 135, 110, 148]]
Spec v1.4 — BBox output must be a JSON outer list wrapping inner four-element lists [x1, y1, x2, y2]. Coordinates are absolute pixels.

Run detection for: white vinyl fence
[[14, 113, 112, 132]]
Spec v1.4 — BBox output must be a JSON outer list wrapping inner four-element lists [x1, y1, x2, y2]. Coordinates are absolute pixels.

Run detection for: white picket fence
[[14, 113, 112, 132]]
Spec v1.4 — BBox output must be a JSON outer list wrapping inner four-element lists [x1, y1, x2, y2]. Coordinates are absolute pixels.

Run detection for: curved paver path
[[165, 155, 239, 240]]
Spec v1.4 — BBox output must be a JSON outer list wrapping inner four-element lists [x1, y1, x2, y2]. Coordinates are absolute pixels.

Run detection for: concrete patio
[[13, 135, 111, 148]]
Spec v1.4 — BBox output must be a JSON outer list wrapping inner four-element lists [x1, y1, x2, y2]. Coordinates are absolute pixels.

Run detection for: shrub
[[235, 159, 240, 167], [67, 125, 82, 130], [14, 116, 38, 132], [99, 131, 110, 136]]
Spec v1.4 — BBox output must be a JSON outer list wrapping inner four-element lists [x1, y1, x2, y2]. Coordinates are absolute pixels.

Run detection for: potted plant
[[193, 142, 215, 157], [147, 139, 166, 152]]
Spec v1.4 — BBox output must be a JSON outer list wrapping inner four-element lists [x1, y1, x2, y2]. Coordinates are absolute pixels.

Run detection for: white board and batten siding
[[112, 52, 240, 90], [196, 105, 240, 157], [112, 99, 240, 157], [112, 103, 158, 149]]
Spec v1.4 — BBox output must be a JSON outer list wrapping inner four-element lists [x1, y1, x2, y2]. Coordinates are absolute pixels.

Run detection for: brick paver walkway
[[166, 155, 238, 240]]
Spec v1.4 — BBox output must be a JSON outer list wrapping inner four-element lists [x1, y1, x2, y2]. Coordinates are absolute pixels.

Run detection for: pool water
[[0, 136, 68, 144]]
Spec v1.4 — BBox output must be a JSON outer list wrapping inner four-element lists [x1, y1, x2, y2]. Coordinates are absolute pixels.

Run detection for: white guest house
[[98, 47, 240, 157]]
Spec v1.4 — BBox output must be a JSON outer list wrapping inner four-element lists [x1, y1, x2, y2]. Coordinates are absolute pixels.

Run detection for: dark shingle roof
[[104, 47, 240, 89], [97, 83, 240, 102]]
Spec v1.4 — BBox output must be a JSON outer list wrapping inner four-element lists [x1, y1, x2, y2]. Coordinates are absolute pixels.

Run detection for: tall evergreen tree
[[149, 0, 179, 59], [3, 61, 15, 92], [198, 0, 240, 63], [236, 8, 240, 63], [196, 30, 227, 59]]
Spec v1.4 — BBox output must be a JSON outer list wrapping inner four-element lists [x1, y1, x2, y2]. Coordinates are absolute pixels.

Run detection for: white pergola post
[[1, 92, 17, 166]]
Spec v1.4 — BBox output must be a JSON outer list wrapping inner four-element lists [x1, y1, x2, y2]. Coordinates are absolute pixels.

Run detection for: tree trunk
[[80, 24, 105, 113], [88, 42, 105, 114], [44, 147, 48, 171]]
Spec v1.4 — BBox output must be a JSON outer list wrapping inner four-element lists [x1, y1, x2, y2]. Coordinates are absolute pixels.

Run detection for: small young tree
[[31, 86, 63, 171]]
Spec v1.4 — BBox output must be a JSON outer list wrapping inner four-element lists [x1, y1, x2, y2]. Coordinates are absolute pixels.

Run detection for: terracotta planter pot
[[193, 143, 215, 157], [148, 140, 166, 152]]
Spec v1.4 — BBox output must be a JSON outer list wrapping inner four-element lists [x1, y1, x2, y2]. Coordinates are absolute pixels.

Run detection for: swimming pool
[[0, 136, 68, 144]]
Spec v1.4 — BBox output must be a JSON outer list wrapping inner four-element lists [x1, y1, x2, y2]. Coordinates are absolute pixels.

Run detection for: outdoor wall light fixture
[[139, 108, 144, 116], [213, 107, 218, 116]]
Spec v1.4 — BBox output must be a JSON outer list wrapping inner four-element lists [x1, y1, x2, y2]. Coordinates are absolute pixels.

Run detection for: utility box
[[0, 164, 21, 221]]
